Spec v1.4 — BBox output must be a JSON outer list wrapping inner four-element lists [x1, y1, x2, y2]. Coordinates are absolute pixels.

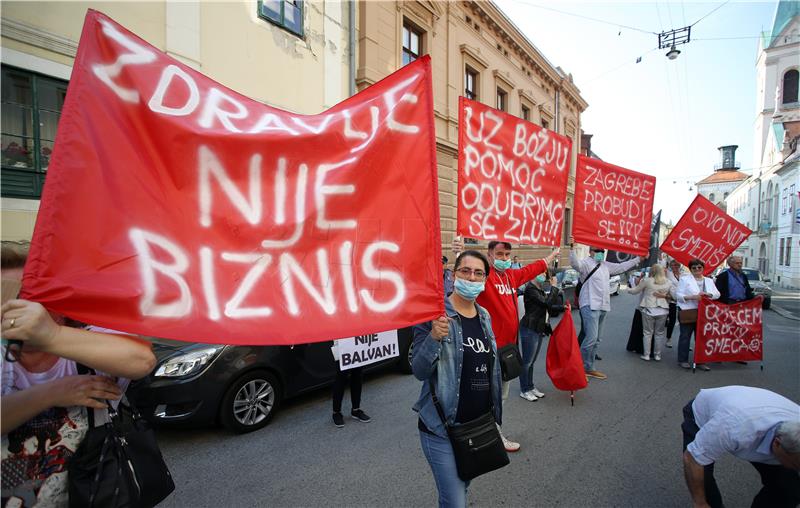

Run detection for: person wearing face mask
[[411, 250, 503, 507], [568, 237, 641, 380], [518, 271, 564, 401], [453, 238, 559, 452]]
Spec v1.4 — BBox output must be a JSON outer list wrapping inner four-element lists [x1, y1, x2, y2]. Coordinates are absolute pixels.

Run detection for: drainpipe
[[349, 0, 356, 96]]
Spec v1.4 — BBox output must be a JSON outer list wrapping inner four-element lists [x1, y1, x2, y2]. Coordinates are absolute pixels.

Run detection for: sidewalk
[[770, 288, 800, 321]]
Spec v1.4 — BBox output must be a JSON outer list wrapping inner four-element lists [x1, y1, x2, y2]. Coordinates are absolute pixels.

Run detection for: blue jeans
[[519, 326, 545, 393], [579, 306, 607, 372], [419, 430, 469, 507], [678, 322, 695, 363]]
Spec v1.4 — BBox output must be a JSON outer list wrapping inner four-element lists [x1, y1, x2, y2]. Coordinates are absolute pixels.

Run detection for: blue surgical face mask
[[453, 278, 485, 300], [593, 252, 605, 262], [535, 274, 546, 284], [493, 258, 512, 271]]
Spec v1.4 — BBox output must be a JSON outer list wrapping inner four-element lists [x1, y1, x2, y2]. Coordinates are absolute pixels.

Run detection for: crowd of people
[[410, 241, 798, 507], [3, 237, 798, 508]]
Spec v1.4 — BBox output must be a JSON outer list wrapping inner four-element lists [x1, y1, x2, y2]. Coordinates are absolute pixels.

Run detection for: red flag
[[573, 155, 655, 256], [19, 10, 443, 345], [456, 97, 571, 245], [661, 194, 751, 276], [546, 304, 587, 391], [695, 296, 763, 363]]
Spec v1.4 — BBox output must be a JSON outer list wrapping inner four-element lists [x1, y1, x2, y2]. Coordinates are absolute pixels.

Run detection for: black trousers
[[681, 400, 800, 508], [666, 302, 677, 339], [332, 366, 363, 413]]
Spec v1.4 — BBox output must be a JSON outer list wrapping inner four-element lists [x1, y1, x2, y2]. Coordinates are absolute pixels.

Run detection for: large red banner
[[20, 11, 444, 345], [572, 155, 655, 256], [695, 296, 763, 363], [661, 194, 751, 275], [456, 97, 571, 245]]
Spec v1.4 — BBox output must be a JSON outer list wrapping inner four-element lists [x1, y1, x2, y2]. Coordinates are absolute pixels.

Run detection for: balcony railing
[[713, 161, 742, 170]]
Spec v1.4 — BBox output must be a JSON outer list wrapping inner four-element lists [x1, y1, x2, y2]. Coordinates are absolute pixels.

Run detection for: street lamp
[[666, 46, 681, 60]]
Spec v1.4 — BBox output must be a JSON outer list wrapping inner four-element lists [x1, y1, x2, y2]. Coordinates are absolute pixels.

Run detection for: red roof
[[696, 170, 749, 185]]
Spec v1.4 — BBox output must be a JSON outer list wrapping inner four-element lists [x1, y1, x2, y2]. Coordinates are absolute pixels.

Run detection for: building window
[[2, 66, 67, 199], [787, 237, 792, 266], [709, 192, 715, 202], [258, 0, 304, 37], [780, 238, 785, 265], [496, 88, 507, 111], [402, 21, 423, 66], [562, 208, 571, 246], [541, 119, 549, 129], [782, 69, 799, 104], [521, 105, 530, 121], [465, 67, 478, 100], [783, 188, 788, 214]]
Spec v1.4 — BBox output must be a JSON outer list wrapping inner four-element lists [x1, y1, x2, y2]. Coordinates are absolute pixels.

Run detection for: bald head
[[727, 256, 743, 273]]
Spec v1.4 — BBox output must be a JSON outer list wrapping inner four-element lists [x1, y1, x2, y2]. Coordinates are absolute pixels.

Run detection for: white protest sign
[[335, 329, 399, 371]]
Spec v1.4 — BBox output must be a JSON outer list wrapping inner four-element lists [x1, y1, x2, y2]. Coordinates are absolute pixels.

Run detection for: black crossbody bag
[[68, 366, 175, 508], [429, 358, 509, 481]]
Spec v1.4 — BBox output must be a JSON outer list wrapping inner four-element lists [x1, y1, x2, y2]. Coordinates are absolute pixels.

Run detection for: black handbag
[[497, 343, 522, 381], [430, 380, 509, 481], [68, 369, 174, 508]]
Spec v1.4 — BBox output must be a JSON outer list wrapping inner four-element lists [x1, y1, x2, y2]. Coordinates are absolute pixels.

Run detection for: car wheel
[[763, 297, 771, 310], [220, 370, 281, 434]]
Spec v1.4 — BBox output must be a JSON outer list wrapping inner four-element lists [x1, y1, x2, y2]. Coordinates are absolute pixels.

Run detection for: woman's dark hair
[[688, 258, 705, 269], [455, 250, 490, 276]]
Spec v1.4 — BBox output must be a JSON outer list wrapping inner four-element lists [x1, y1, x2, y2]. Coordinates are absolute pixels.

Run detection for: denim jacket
[[411, 296, 503, 439]]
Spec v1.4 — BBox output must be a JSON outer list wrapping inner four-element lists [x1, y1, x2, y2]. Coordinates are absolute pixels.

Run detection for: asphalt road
[[155, 291, 800, 508]]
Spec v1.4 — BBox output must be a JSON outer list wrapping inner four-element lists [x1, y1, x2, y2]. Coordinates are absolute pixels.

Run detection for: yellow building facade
[[1, 1, 587, 265], [357, 0, 587, 262]]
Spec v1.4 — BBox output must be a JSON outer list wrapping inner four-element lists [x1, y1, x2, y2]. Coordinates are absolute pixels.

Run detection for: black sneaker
[[351, 409, 371, 423], [332, 412, 344, 428]]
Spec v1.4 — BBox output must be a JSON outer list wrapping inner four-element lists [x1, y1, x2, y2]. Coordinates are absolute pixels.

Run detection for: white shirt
[[569, 251, 640, 311], [688, 386, 800, 466], [676, 274, 720, 310]]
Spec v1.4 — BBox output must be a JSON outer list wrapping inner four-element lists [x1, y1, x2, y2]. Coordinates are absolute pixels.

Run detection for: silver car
[[741, 268, 772, 309]]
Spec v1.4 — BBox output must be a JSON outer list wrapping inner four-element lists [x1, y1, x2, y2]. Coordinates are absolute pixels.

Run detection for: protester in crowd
[[0, 240, 157, 507], [452, 238, 558, 452], [676, 258, 720, 371], [518, 270, 564, 401], [627, 264, 671, 362], [331, 365, 370, 427], [624, 271, 646, 355], [665, 259, 683, 348], [510, 256, 522, 269], [715, 256, 754, 304], [568, 237, 640, 380], [443, 255, 454, 297], [411, 250, 502, 507], [682, 385, 800, 508]]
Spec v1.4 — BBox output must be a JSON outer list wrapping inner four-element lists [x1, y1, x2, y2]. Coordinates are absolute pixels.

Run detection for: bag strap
[[583, 262, 602, 285]]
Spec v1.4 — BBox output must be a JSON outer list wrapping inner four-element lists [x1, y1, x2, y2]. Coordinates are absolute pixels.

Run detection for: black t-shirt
[[454, 313, 493, 424]]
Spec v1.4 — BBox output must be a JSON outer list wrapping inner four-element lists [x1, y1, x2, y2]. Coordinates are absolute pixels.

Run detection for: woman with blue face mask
[[411, 250, 503, 507], [518, 271, 564, 401]]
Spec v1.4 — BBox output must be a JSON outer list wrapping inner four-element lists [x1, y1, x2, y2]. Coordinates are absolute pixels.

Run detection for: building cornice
[[1, 17, 78, 58]]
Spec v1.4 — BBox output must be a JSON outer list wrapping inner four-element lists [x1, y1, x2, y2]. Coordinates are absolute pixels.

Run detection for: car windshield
[[560, 270, 578, 283], [741, 269, 760, 281]]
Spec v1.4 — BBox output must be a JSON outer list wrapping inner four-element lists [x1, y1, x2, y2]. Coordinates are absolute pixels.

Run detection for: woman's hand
[[430, 316, 450, 341], [1, 299, 60, 349], [545, 248, 561, 264], [48, 375, 122, 409]]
